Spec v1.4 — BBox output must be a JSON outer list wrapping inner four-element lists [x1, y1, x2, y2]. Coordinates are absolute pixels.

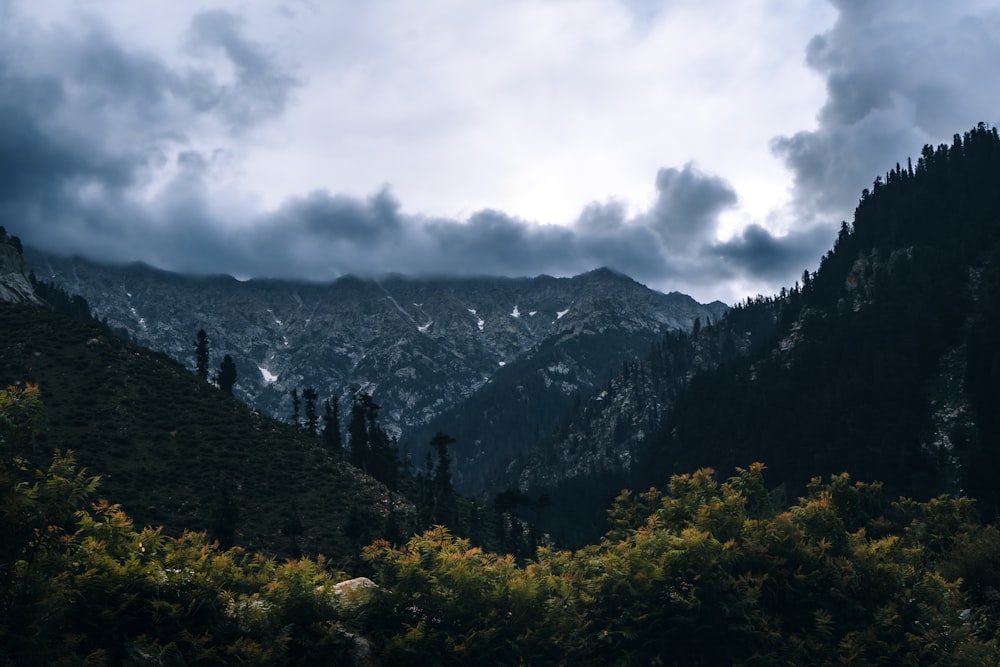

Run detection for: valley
[[4, 124, 1000, 663]]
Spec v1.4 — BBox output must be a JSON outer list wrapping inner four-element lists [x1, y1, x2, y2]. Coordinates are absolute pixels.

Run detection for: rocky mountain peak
[[0, 229, 42, 306], [25, 248, 728, 481]]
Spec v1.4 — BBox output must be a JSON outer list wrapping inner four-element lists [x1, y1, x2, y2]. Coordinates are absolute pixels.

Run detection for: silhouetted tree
[[216, 355, 237, 395], [431, 432, 456, 525], [280, 502, 304, 559], [194, 329, 209, 380], [290, 388, 301, 428], [323, 397, 342, 450], [348, 392, 372, 471], [302, 387, 319, 435], [209, 482, 240, 549]]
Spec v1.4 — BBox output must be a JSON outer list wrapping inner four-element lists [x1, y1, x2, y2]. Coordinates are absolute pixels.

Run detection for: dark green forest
[[655, 124, 1000, 508], [4, 125, 1000, 663], [516, 123, 1000, 548]]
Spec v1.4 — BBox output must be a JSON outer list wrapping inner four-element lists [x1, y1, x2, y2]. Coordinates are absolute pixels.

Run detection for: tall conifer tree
[[323, 397, 342, 450], [194, 329, 209, 380], [216, 355, 237, 395], [290, 388, 301, 429], [302, 387, 319, 435]]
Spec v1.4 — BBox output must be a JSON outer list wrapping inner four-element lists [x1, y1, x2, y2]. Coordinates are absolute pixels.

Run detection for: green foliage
[[361, 464, 1000, 665], [362, 527, 569, 666], [430, 431, 455, 525], [0, 305, 417, 566], [0, 383, 44, 456], [629, 123, 1000, 518], [0, 387, 365, 664], [4, 383, 1000, 664], [1, 456, 364, 664], [29, 277, 101, 326], [290, 387, 301, 428]]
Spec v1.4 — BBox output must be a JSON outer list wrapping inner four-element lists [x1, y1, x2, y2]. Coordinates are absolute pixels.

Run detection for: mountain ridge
[[0, 300, 418, 566], [508, 123, 1000, 543], [26, 249, 727, 486]]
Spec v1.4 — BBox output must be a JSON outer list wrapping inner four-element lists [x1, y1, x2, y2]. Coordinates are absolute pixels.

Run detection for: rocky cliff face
[[26, 249, 728, 488], [0, 232, 42, 305]]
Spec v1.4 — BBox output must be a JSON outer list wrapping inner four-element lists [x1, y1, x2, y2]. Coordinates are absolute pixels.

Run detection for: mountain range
[[24, 251, 727, 492], [11, 123, 1000, 551], [5, 126, 1000, 663], [0, 267, 417, 567]]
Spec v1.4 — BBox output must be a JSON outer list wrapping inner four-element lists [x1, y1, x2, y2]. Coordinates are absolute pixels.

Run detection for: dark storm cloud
[[0, 65, 146, 231], [644, 163, 739, 249], [204, 167, 733, 290], [4, 1, 925, 305], [714, 224, 834, 282], [0, 4, 298, 263], [0, 6, 761, 306], [67, 24, 180, 121], [273, 187, 403, 244], [772, 1, 1000, 224]]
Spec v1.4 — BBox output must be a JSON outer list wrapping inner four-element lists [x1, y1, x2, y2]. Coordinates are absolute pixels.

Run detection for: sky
[[3, 0, 1000, 304]]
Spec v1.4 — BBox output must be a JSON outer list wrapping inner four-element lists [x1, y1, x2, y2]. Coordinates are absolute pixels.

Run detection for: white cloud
[[5, 1, 1000, 304]]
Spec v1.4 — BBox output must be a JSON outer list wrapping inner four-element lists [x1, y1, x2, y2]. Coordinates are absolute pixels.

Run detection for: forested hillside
[[515, 123, 1000, 545], [656, 123, 1000, 508], [5, 399, 1000, 664], [5, 125, 1000, 663], [0, 303, 418, 567]]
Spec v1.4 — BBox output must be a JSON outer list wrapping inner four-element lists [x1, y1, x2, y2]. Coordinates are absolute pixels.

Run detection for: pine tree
[[323, 397, 342, 450], [194, 329, 209, 380], [430, 432, 456, 525], [216, 355, 237, 395], [348, 392, 371, 471], [302, 387, 319, 435], [209, 482, 239, 549], [290, 388, 301, 428]]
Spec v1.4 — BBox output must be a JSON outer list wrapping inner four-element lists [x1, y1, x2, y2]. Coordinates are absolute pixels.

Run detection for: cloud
[[187, 10, 300, 130], [6, 1, 1000, 306], [192, 164, 741, 296], [0, 2, 754, 304], [713, 224, 833, 282], [0, 4, 298, 262], [772, 1, 1000, 226], [644, 163, 739, 249]]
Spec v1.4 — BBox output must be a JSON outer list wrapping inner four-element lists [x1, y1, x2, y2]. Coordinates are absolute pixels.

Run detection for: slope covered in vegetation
[[655, 124, 1000, 509], [5, 125, 1000, 663], [513, 124, 1000, 544], [4, 384, 999, 664], [0, 304, 417, 566]]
